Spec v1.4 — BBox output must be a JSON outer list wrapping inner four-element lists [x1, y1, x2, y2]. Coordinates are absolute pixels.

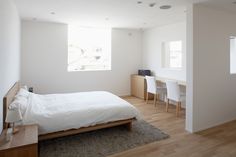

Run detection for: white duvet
[[23, 91, 140, 135]]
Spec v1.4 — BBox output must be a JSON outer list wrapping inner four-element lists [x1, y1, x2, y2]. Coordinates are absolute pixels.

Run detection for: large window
[[162, 40, 183, 69], [68, 26, 111, 71]]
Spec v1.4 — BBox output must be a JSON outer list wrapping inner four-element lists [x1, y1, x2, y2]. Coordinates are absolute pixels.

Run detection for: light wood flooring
[[110, 96, 236, 157]]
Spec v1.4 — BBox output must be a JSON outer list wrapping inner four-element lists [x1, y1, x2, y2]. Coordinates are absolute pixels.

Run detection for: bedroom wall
[[186, 4, 236, 132], [142, 22, 186, 81], [21, 21, 142, 96], [0, 0, 21, 133]]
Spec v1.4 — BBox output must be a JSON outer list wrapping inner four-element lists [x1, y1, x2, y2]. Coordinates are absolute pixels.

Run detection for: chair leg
[[146, 92, 149, 104], [154, 94, 157, 106], [179, 102, 182, 111], [164, 93, 167, 102], [166, 99, 169, 112], [157, 94, 160, 102], [176, 102, 180, 117]]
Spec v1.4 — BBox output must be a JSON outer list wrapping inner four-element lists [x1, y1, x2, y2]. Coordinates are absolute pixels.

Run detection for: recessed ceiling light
[[137, 1, 142, 4], [149, 3, 156, 7], [160, 5, 172, 10], [51, 12, 56, 15]]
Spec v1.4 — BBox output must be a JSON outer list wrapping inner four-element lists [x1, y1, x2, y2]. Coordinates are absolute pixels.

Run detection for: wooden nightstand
[[0, 124, 38, 157]]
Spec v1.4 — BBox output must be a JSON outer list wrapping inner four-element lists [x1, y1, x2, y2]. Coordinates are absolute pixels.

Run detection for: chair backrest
[[145, 76, 156, 94], [166, 80, 180, 102]]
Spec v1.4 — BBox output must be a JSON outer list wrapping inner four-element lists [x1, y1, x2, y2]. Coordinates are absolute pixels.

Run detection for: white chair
[[145, 76, 167, 106], [165, 80, 185, 116]]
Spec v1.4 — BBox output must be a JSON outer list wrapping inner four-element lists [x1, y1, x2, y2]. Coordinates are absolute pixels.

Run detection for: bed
[[3, 82, 140, 141]]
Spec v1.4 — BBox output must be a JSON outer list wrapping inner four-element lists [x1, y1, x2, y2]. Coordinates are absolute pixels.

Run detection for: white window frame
[[230, 36, 236, 74], [68, 26, 112, 72], [161, 40, 183, 70]]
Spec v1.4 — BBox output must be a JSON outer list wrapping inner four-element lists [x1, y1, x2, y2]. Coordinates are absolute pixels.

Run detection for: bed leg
[[126, 122, 132, 131]]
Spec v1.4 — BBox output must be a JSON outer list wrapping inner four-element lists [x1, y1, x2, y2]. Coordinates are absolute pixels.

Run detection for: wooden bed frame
[[3, 82, 134, 141]]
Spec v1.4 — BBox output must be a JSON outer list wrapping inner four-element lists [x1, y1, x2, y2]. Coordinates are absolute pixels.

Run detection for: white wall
[[21, 21, 142, 96], [186, 4, 196, 133], [186, 4, 236, 132], [0, 0, 21, 132], [142, 22, 186, 81]]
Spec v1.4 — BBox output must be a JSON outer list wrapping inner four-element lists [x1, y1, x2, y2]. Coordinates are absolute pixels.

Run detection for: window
[[162, 40, 183, 69], [68, 26, 111, 71], [230, 36, 236, 74]]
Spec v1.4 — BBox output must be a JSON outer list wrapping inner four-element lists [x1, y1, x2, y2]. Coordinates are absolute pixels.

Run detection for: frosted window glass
[[68, 26, 111, 72], [230, 36, 236, 74], [162, 41, 183, 69]]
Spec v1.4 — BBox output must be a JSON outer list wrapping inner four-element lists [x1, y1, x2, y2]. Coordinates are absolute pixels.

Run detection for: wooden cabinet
[[0, 125, 38, 157], [131, 74, 153, 100]]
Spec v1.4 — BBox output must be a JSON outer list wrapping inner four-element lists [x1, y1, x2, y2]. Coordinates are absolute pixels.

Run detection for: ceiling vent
[[160, 5, 172, 10]]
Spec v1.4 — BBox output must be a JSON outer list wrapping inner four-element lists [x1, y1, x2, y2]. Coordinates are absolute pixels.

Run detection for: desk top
[[156, 76, 186, 86], [132, 74, 186, 86]]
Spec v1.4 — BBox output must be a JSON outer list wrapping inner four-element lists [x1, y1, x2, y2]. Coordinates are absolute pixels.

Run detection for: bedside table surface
[[0, 124, 38, 151]]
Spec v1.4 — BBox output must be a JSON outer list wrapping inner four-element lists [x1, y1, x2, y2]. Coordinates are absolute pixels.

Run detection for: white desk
[[155, 76, 186, 86], [131, 74, 186, 99]]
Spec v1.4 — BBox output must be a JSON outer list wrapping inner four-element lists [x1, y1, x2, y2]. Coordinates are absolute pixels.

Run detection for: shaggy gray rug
[[39, 120, 169, 157]]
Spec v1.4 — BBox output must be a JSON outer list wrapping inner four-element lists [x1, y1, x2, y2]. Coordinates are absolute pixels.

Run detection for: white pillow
[[9, 96, 28, 116], [15, 88, 29, 99], [21, 85, 28, 90]]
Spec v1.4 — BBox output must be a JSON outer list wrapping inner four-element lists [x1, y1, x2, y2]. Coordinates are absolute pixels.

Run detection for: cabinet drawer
[[0, 144, 38, 157]]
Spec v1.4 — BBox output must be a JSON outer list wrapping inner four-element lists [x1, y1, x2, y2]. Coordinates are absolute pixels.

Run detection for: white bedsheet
[[22, 91, 140, 135]]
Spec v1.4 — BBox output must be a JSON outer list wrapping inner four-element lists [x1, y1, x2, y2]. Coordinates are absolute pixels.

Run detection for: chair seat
[[156, 86, 167, 93], [180, 92, 185, 96], [157, 86, 166, 89], [180, 93, 186, 102]]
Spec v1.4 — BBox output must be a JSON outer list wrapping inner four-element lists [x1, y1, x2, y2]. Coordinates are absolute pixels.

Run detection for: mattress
[[22, 91, 140, 134]]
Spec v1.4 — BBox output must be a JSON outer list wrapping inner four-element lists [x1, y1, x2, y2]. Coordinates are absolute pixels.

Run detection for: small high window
[[162, 40, 183, 69]]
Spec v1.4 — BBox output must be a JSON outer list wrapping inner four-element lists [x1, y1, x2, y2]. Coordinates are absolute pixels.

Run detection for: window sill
[[68, 69, 112, 72], [161, 68, 183, 71]]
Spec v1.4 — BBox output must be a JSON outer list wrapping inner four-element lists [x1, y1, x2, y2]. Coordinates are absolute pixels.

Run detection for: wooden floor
[[110, 96, 236, 157]]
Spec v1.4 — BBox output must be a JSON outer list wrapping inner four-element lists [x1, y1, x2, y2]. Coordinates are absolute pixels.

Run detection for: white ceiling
[[13, 0, 190, 29], [13, 0, 234, 29]]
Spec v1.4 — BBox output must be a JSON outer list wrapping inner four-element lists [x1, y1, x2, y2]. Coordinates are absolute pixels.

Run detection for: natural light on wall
[[162, 40, 183, 69], [230, 36, 236, 74], [68, 26, 111, 71]]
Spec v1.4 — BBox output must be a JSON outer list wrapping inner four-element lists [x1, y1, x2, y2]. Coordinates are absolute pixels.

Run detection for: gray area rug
[[39, 120, 169, 157]]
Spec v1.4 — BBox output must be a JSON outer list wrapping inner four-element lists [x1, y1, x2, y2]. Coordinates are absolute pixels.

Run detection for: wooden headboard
[[3, 82, 20, 129]]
